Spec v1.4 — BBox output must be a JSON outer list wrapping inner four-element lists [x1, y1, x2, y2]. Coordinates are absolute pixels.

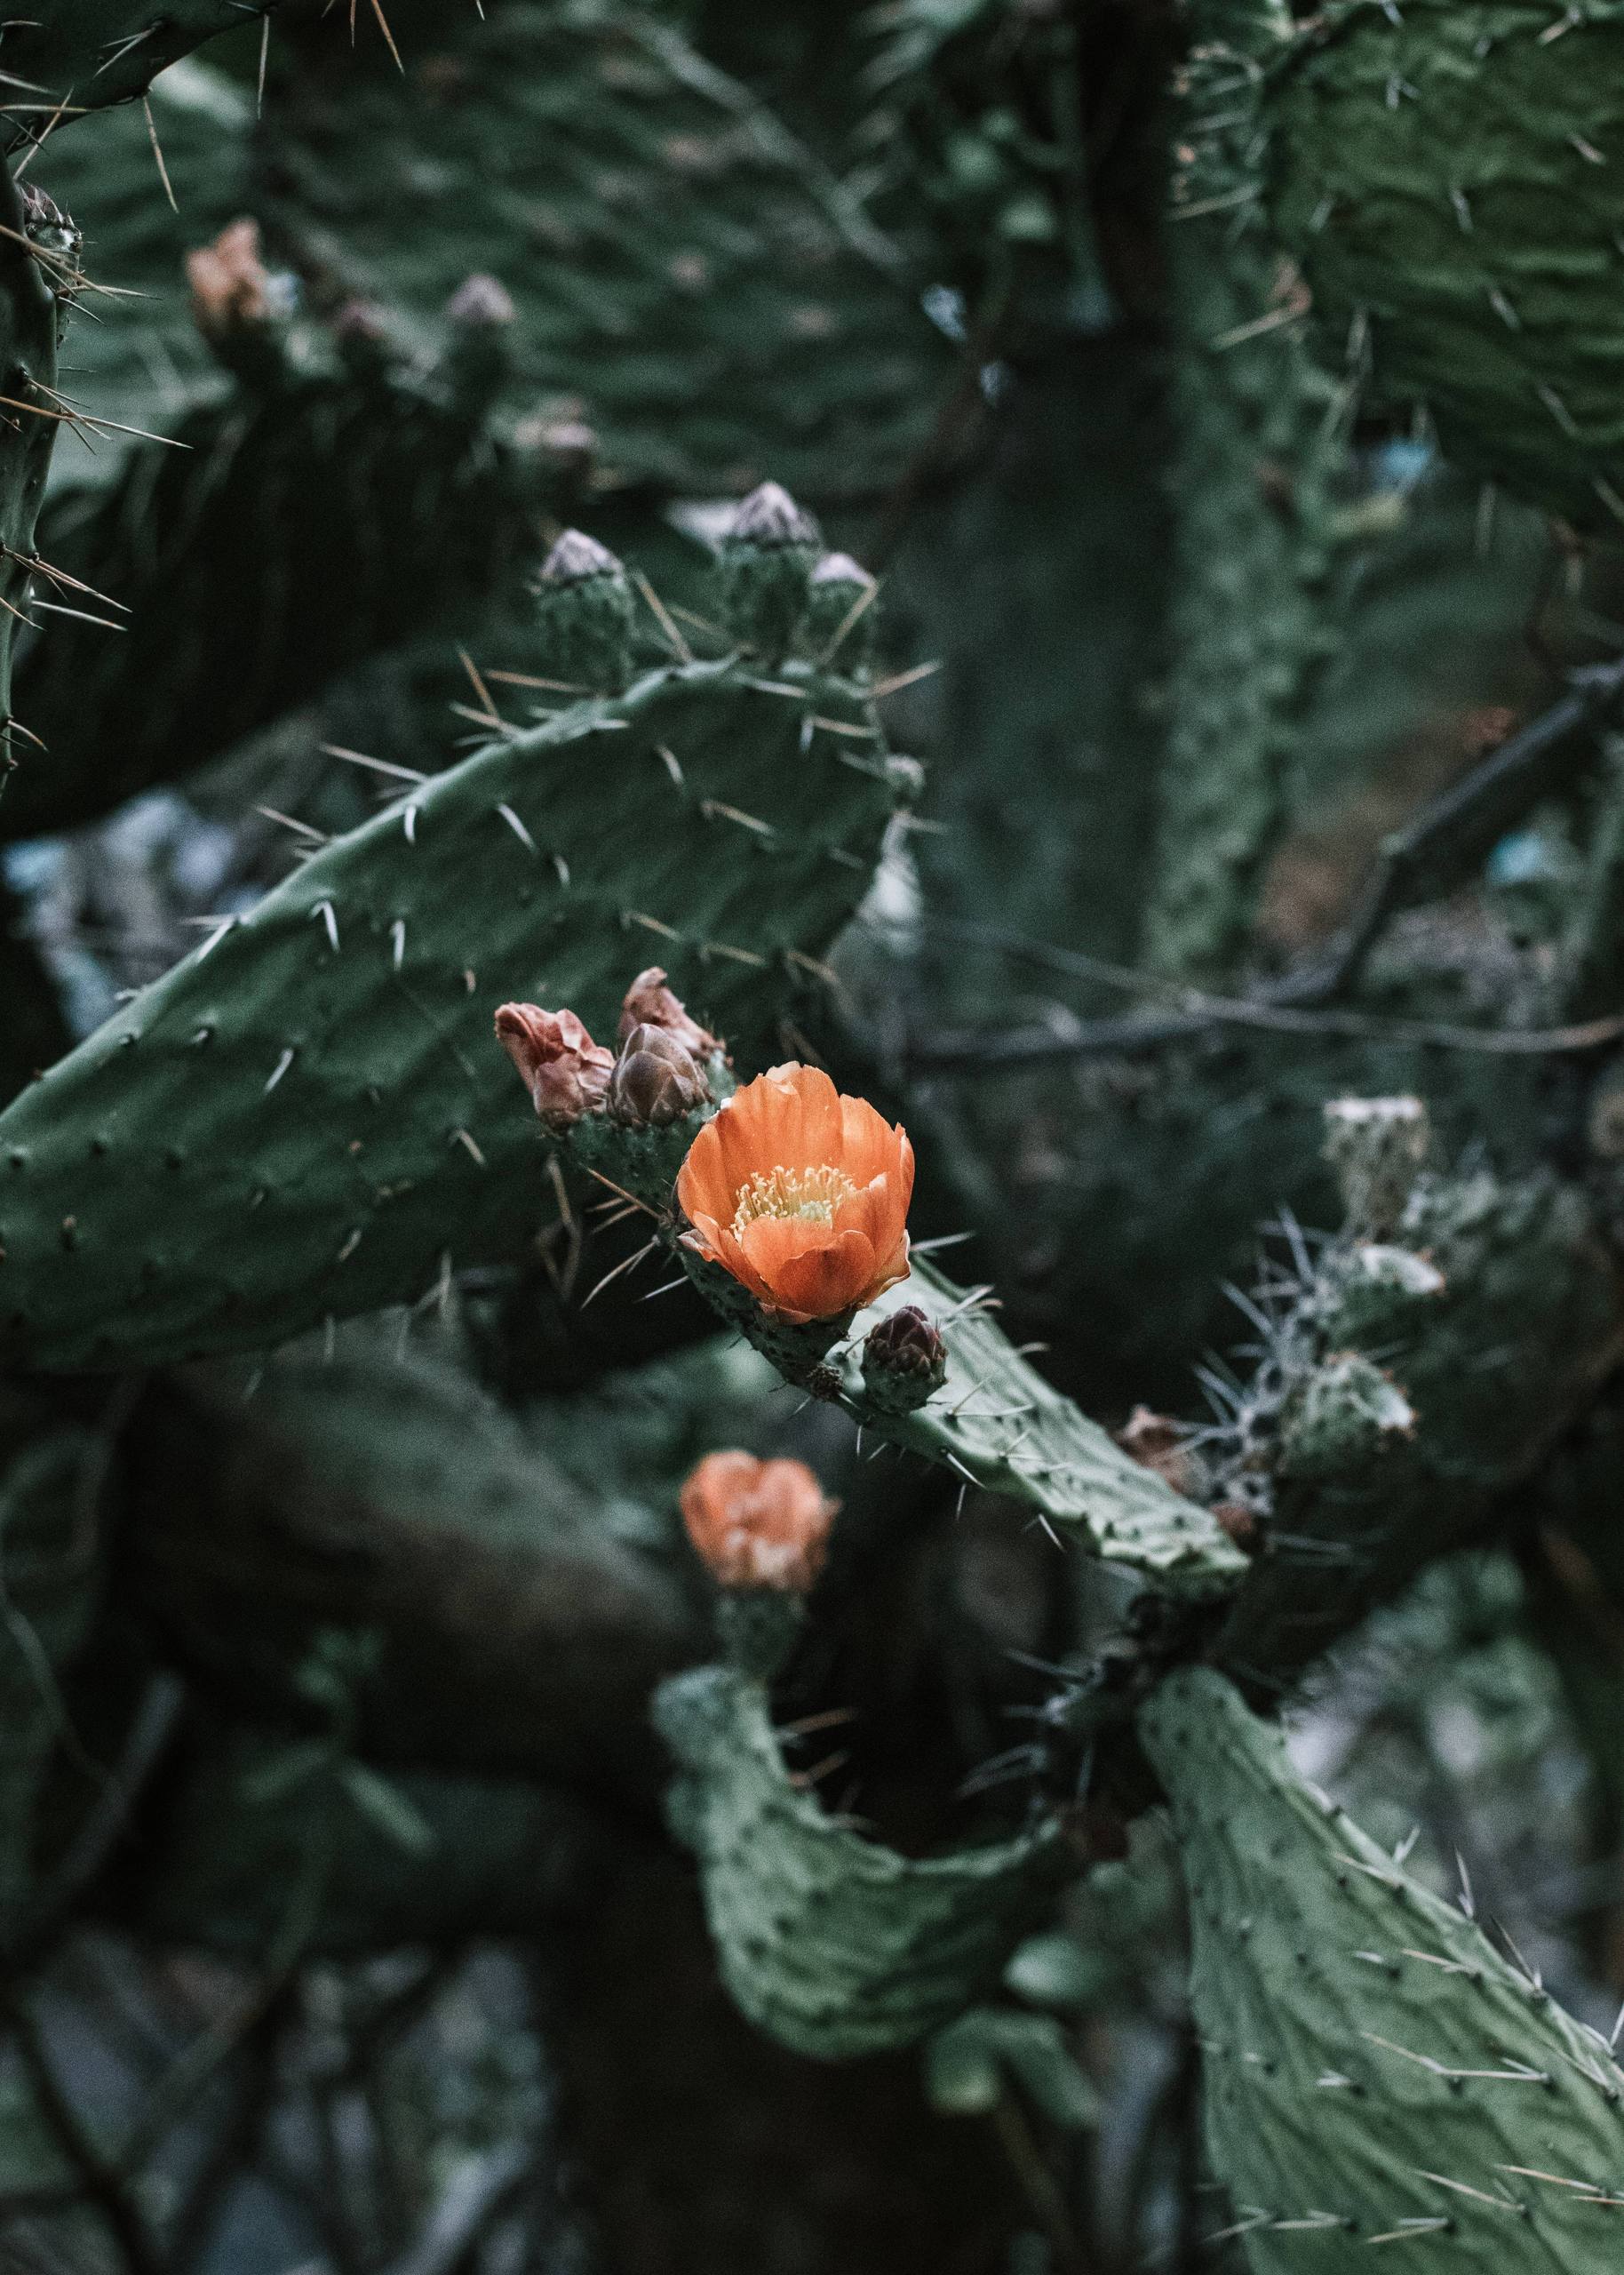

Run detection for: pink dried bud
[[494, 1002, 613, 1129], [860, 1305, 946, 1413], [617, 966, 720, 1058], [186, 219, 271, 340], [680, 1451, 837, 1593], [609, 1023, 711, 1126]]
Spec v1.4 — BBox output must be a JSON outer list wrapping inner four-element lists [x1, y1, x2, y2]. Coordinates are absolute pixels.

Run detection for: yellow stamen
[[731, 1163, 857, 1238]]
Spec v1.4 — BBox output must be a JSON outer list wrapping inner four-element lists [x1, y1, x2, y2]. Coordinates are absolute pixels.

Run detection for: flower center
[[731, 1163, 858, 1238]]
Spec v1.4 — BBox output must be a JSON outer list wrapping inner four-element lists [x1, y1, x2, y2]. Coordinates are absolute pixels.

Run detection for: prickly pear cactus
[[533, 1090, 1246, 1591], [1265, 0, 1624, 531], [263, 1, 947, 502], [0, 518, 909, 1369], [0, 4, 280, 144], [4, 293, 539, 842], [28, 60, 256, 465], [1141, 1668, 1624, 2269], [1212, 1124, 1621, 1683], [0, 173, 74, 799], [836, 1261, 1246, 1594], [654, 1663, 1063, 2060], [1144, 0, 1353, 975]]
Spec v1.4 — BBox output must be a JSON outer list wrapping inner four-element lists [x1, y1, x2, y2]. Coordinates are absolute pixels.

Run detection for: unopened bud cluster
[[859, 1304, 946, 1415], [497, 967, 716, 1142]]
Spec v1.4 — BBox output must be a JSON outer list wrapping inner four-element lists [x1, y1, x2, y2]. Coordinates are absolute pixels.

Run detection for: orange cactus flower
[[680, 1451, 838, 1592], [676, 1063, 913, 1323]]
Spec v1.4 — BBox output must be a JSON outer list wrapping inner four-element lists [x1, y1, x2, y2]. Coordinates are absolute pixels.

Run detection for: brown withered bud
[[1114, 1406, 1198, 1498], [186, 219, 272, 341], [608, 1022, 711, 1126], [494, 1002, 613, 1129], [860, 1305, 946, 1414], [617, 965, 720, 1058]]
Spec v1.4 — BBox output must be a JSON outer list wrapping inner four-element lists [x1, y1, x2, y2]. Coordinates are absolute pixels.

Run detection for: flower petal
[[736, 1211, 838, 1283], [768, 1229, 877, 1321], [675, 1117, 731, 1227]]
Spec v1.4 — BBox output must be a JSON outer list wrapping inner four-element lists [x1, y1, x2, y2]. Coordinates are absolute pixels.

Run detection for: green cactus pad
[[0, 651, 905, 1369], [4, 329, 537, 844], [831, 1260, 1247, 1595], [1141, 1668, 1624, 2270], [1266, 0, 1624, 531], [654, 1662, 1063, 2060], [29, 61, 257, 470], [1145, 13, 1351, 975], [0, 4, 279, 147], [262, 2, 948, 502]]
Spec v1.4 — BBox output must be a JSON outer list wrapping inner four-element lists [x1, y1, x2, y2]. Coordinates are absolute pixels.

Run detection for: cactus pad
[[1142, 1668, 1624, 2270], [0, 647, 906, 1369], [655, 1662, 1063, 2060], [1267, 0, 1624, 531]]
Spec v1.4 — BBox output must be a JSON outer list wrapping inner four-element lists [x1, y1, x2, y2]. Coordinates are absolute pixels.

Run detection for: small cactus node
[[680, 1450, 837, 1595], [1321, 1093, 1431, 1238], [493, 1002, 612, 1130], [719, 481, 821, 656], [727, 480, 819, 550], [608, 1023, 712, 1127], [805, 549, 879, 665], [534, 528, 634, 690], [617, 965, 720, 1059], [443, 272, 516, 329], [860, 1303, 947, 1415], [675, 1063, 913, 1326]]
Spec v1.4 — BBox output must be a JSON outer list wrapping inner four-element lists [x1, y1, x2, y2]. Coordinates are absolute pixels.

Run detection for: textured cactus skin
[[0, 653, 905, 1369], [1267, 0, 1624, 531], [1144, 1, 1351, 975], [28, 60, 251, 466], [0, 171, 69, 802], [0, 4, 282, 148], [1141, 1669, 1624, 2269], [654, 1664, 1063, 2060], [0, 1432, 106, 1932], [840, 1262, 1246, 1593], [3, 323, 537, 843], [264, 2, 945, 502]]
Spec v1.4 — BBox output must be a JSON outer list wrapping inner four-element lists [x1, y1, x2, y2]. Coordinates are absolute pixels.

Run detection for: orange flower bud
[[676, 1063, 912, 1324], [679, 1451, 837, 1592], [617, 966, 720, 1059], [494, 1002, 613, 1129]]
